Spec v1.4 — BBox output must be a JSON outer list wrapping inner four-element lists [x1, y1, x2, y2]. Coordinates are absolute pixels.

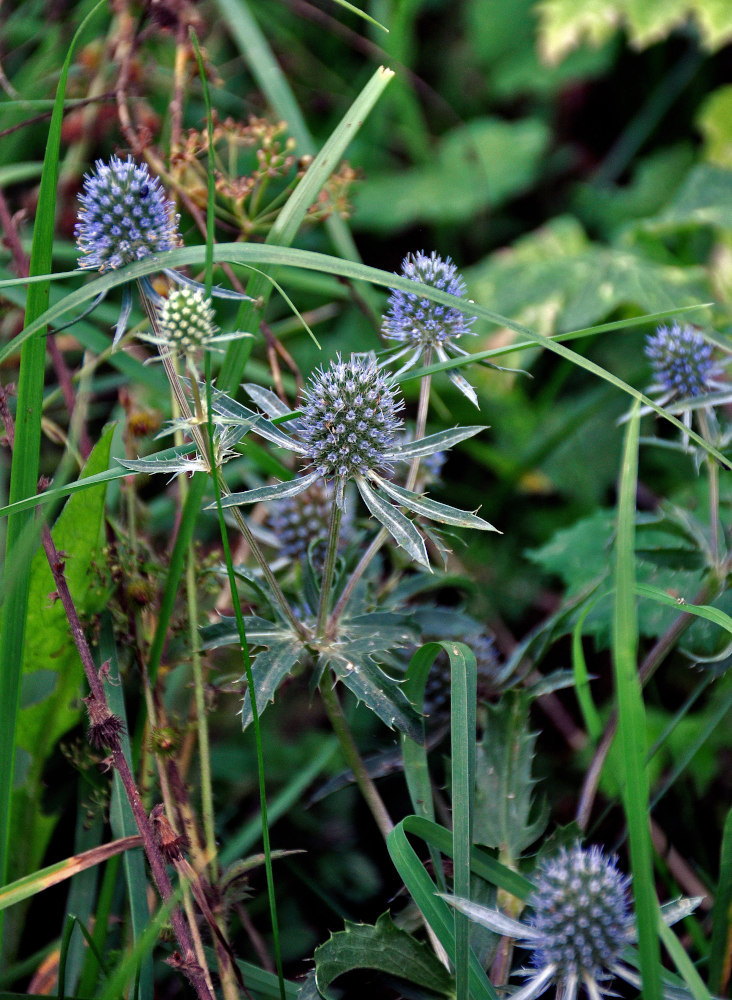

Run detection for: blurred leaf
[[468, 215, 709, 334], [536, 0, 732, 64], [9, 431, 113, 887], [314, 912, 454, 1000], [647, 163, 732, 231], [697, 85, 732, 168], [354, 118, 550, 231], [474, 691, 549, 856]]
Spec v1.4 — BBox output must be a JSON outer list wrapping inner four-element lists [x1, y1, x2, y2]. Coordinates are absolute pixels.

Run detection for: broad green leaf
[[697, 84, 732, 168], [474, 691, 549, 857], [648, 163, 732, 231], [354, 118, 549, 230], [314, 912, 454, 1000], [9, 430, 113, 891], [468, 215, 710, 334]]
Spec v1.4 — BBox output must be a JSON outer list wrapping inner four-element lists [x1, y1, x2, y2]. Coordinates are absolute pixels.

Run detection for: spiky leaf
[[314, 912, 454, 1000], [474, 690, 549, 857], [241, 639, 305, 731]]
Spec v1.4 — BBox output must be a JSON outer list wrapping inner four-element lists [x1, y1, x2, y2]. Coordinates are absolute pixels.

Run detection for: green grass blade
[[572, 604, 603, 741], [658, 920, 711, 1000], [386, 820, 497, 999], [449, 643, 477, 1000], [613, 404, 661, 1000], [709, 806, 732, 995], [3, 249, 720, 464], [0, 0, 105, 950]]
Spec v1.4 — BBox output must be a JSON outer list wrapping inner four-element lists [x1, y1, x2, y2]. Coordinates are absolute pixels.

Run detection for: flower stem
[[318, 676, 394, 840], [317, 500, 343, 637], [698, 409, 721, 566]]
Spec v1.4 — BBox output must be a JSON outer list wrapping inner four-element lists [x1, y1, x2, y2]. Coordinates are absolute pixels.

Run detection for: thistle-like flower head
[[528, 844, 633, 983], [298, 355, 404, 483], [382, 250, 475, 347], [645, 323, 722, 399], [76, 155, 179, 272], [157, 288, 219, 352]]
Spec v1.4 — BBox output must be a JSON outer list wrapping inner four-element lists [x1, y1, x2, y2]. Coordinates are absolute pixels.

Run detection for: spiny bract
[[76, 156, 179, 272]]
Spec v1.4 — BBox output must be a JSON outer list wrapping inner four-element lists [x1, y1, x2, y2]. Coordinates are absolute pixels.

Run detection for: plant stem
[[698, 409, 721, 566], [318, 676, 394, 840], [317, 501, 343, 637]]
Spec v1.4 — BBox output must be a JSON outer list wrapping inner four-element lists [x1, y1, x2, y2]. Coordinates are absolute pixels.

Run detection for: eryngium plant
[[214, 354, 498, 567]]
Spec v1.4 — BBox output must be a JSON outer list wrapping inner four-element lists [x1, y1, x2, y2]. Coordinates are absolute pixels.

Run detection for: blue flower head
[[382, 251, 480, 407], [528, 844, 633, 984], [382, 250, 475, 347], [298, 355, 404, 485], [645, 323, 722, 399], [76, 156, 179, 272]]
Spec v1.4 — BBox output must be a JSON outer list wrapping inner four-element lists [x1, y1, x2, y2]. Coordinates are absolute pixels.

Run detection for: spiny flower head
[[645, 323, 722, 399], [528, 844, 633, 982], [158, 288, 218, 352], [76, 156, 179, 272], [298, 355, 404, 484], [382, 250, 475, 347]]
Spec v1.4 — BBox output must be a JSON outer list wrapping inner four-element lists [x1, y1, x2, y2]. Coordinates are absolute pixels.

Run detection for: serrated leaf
[[322, 650, 423, 741], [356, 475, 429, 567], [474, 691, 549, 857], [241, 639, 305, 731], [214, 470, 321, 508], [209, 386, 306, 453], [386, 425, 487, 460], [314, 912, 454, 1000], [201, 615, 285, 649], [372, 475, 499, 532]]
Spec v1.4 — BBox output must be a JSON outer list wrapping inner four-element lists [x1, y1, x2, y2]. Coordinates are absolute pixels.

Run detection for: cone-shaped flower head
[[645, 323, 722, 399], [298, 355, 404, 483], [76, 156, 179, 272], [382, 250, 475, 347], [158, 288, 218, 352], [528, 844, 633, 983]]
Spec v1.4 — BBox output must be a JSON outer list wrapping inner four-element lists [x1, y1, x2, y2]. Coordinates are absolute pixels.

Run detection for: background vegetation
[[1, 0, 732, 997]]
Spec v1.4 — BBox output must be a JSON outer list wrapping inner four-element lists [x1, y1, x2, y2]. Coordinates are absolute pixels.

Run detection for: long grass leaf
[[614, 404, 661, 1000], [2, 249, 721, 464], [0, 0, 105, 942], [450, 643, 477, 1000], [709, 806, 732, 995]]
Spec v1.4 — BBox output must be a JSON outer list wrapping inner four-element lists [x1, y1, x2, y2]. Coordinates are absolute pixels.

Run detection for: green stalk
[[316, 501, 343, 637], [318, 678, 394, 840], [697, 409, 721, 567]]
